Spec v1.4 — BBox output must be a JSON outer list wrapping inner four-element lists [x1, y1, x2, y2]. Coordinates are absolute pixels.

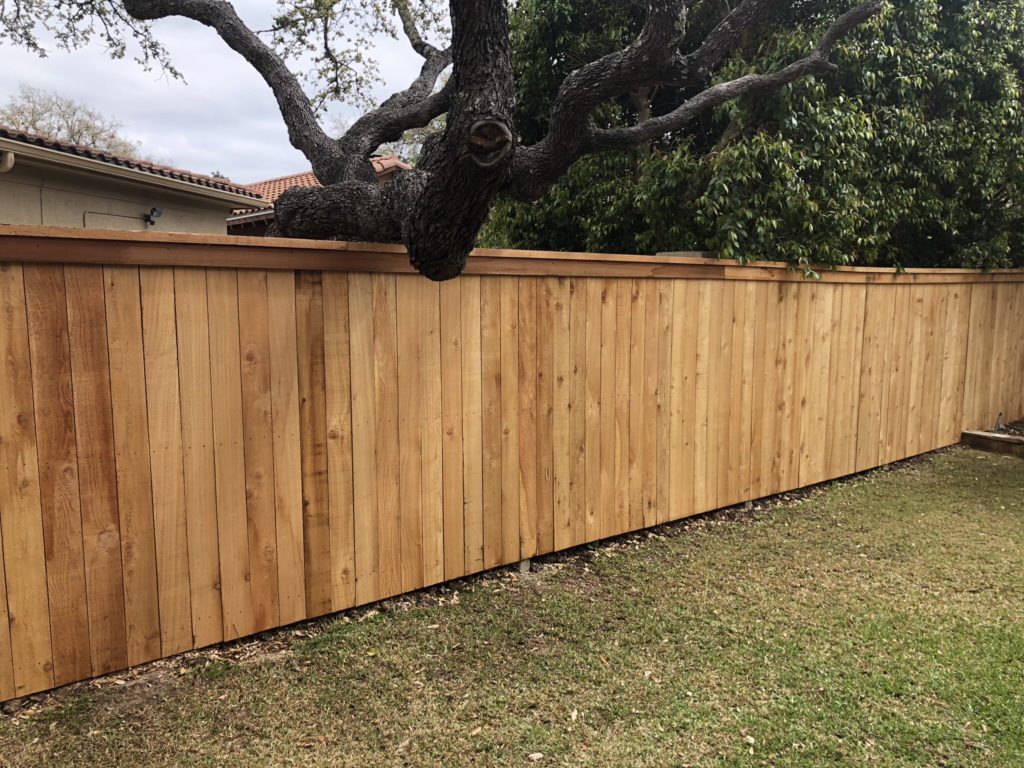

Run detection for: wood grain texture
[[103, 266, 162, 665], [0, 263, 55, 694], [23, 265, 91, 686], [65, 265, 129, 675], [139, 268, 193, 656], [323, 272, 356, 612], [173, 267, 224, 648], [2, 245, 1023, 702]]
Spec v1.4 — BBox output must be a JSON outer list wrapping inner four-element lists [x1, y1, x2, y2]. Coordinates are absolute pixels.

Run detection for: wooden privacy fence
[[0, 226, 1022, 701]]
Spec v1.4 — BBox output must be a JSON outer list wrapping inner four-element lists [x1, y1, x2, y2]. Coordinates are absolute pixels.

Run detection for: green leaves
[[488, 0, 1024, 270]]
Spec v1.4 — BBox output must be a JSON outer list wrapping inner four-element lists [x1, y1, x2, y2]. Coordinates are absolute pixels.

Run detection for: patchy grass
[[1, 448, 1022, 767]]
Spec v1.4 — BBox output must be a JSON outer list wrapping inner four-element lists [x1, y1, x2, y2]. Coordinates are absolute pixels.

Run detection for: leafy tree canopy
[[484, 0, 1024, 270]]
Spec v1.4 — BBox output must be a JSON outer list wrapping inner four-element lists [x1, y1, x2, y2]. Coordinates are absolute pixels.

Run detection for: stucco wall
[[0, 158, 234, 234]]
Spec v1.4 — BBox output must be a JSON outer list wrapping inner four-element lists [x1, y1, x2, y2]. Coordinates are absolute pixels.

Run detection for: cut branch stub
[[467, 120, 514, 167]]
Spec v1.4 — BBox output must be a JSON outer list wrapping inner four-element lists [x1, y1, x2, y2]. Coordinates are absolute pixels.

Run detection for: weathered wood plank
[[348, 273, 378, 604], [103, 266, 162, 665], [139, 267, 194, 655], [206, 269, 254, 641], [65, 265, 129, 675], [23, 265, 91, 685], [0, 263, 55, 694], [266, 270, 307, 622], [440, 280, 466, 580], [460, 277, 485, 573], [174, 268, 224, 647]]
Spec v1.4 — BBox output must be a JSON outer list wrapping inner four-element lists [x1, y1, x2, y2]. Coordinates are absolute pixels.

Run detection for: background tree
[[2, 0, 882, 279], [483, 0, 1024, 270], [0, 84, 151, 160]]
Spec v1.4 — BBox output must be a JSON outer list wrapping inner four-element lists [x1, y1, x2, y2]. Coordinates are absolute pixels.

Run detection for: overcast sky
[[0, 1, 424, 184]]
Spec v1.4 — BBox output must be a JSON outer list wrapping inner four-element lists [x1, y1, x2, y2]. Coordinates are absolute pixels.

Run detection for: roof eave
[[0, 137, 271, 209]]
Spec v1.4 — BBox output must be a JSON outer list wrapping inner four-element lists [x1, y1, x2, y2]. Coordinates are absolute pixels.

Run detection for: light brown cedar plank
[[396, 276, 425, 592], [640, 280, 660, 528], [583, 279, 603, 539], [0, 518, 13, 700], [439, 279, 466, 579], [905, 285, 927, 457], [418, 280, 444, 587], [961, 285, 987, 430], [347, 273, 378, 603], [668, 280, 686, 521], [480, 278, 503, 569], [765, 286, 786, 495], [536, 279, 556, 555], [206, 269, 254, 641], [516, 278, 538, 559], [323, 271, 358, 610], [460, 276, 484, 573], [987, 286, 1006, 430], [172, 268, 224, 646], [612, 280, 631, 536], [738, 282, 756, 499], [843, 285, 867, 476], [65, 265, 129, 675], [567, 278, 588, 548], [793, 284, 815, 488], [266, 270, 307, 622], [598, 279, 617, 539], [776, 283, 798, 492], [499, 277, 521, 564], [295, 272, 332, 615], [0, 264, 55, 695], [854, 286, 878, 472], [749, 282, 770, 497], [948, 285, 972, 436], [827, 285, 850, 477], [709, 280, 729, 510], [551, 278, 572, 550], [627, 279, 647, 531], [799, 285, 832, 487], [237, 271, 280, 632], [678, 280, 699, 519], [373, 274, 402, 598], [139, 267, 194, 655], [679, 282, 697, 516], [23, 265, 92, 685], [727, 282, 747, 505], [888, 286, 908, 462], [103, 266, 162, 665], [921, 287, 946, 450]]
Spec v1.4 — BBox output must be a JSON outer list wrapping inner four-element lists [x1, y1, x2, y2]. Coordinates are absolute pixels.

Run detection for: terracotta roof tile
[[0, 125, 262, 199], [235, 156, 412, 215]]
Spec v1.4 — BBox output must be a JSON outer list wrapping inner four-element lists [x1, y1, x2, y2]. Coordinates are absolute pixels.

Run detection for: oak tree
[[2, 0, 883, 279]]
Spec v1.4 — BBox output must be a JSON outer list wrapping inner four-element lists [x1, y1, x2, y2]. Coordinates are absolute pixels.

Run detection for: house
[[227, 156, 411, 236], [0, 126, 267, 234]]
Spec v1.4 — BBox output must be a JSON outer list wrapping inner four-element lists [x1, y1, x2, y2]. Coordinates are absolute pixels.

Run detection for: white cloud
[[0, 1, 424, 183]]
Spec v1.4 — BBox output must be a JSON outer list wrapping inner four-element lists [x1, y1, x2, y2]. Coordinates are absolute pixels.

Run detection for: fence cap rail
[[1, 225, 1022, 283]]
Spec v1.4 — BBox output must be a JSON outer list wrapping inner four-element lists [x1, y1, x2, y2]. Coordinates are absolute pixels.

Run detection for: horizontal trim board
[[0, 226, 1022, 283]]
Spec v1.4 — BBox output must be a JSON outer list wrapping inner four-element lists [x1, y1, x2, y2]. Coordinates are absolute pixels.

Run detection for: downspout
[[0, 150, 14, 174]]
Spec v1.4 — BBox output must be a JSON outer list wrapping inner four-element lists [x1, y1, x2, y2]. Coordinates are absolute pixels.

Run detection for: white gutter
[[0, 137, 269, 209], [227, 208, 275, 225], [0, 150, 14, 174]]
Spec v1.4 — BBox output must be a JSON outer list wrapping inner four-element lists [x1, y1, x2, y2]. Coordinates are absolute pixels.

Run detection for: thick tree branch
[[340, 47, 452, 157], [122, 0, 346, 182], [507, 0, 882, 201], [671, 0, 778, 86], [393, 0, 440, 58], [587, 0, 883, 152]]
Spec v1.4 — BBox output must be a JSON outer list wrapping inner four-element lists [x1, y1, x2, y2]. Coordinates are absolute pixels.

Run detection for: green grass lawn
[[1, 448, 1022, 767]]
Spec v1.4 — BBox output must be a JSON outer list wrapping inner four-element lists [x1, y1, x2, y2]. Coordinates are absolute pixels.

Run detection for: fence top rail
[[1, 225, 1022, 283]]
